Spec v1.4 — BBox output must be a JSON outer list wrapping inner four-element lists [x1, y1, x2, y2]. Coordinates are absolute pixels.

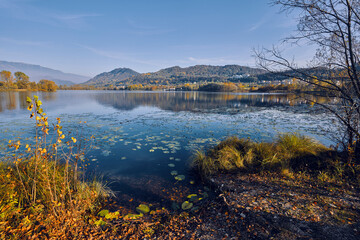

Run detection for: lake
[[0, 90, 335, 210]]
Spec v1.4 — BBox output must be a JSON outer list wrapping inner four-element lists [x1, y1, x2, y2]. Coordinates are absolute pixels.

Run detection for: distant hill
[[85, 68, 140, 86], [256, 67, 334, 82], [86, 65, 266, 87], [0, 60, 89, 85]]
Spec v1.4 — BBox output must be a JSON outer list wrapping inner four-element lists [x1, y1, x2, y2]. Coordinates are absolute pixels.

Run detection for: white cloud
[[79, 44, 162, 68], [54, 13, 102, 20], [0, 0, 101, 29], [249, 20, 266, 32], [0, 37, 48, 46]]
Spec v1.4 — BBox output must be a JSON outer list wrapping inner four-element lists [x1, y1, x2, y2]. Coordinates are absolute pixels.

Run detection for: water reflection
[[93, 91, 329, 113], [0, 91, 57, 113], [0, 90, 331, 114], [0, 90, 336, 209]]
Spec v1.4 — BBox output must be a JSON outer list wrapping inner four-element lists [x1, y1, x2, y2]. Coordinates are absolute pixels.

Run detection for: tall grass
[[192, 133, 338, 178], [0, 96, 111, 239]]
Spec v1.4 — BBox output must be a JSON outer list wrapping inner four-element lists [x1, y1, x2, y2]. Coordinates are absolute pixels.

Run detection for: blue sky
[[0, 0, 312, 77]]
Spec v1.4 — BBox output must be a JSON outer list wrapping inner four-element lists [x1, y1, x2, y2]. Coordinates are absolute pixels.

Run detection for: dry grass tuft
[[192, 133, 337, 179]]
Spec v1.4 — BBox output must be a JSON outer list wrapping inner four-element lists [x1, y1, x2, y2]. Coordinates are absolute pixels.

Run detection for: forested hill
[[85, 65, 266, 86], [84, 68, 140, 86], [154, 65, 265, 77]]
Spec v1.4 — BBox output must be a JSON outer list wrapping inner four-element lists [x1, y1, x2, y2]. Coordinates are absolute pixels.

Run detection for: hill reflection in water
[[0, 91, 331, 115], [93, 91, 329, 113]]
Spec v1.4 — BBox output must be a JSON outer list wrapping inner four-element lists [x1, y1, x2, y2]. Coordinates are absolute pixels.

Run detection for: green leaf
[[26, 97, 32, 103], [33, 95, 38, 100], [175, 175, 185, 181], [94, 219, 106, 226], [105, 211, 119, 220], [124, 212, 144, 220], [136, 204, 150, 214], [181, 201, 193, 210], [98, 209, 109, 217]]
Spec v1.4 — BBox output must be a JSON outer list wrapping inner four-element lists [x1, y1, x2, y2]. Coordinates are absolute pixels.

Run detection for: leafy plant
[[136, 204, 150, 214], [0, 96, 112, 239]]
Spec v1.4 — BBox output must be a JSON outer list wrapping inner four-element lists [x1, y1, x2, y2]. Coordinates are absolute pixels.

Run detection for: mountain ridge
[[85, 67, 140, 86], [0, 60, 90, 85], [85, 65, 266, 86]]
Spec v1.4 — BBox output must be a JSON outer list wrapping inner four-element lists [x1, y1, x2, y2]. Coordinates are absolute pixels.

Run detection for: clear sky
[[0, 0, 312, 77]]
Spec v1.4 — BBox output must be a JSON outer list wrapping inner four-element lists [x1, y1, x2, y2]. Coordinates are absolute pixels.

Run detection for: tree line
[[0, 70, 58, 92]]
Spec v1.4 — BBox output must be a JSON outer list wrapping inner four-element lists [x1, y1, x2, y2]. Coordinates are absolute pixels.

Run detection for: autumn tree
[[37, 79, 58, 92], [256, 0, 360, 158], [14, 71, 30, 89], [0, 70, 15, 89]]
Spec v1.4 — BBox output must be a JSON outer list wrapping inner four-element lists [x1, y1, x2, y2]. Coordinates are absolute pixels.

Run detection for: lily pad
[[175, 175, 185, 181], [168, 163, 175, 167], [136, 204, 150, 214], [181, 201, 193, 210], [170, 170, 178, 175]]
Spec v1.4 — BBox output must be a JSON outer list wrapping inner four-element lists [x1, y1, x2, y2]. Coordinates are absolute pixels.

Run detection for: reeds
[[0, 96, 111, 239]]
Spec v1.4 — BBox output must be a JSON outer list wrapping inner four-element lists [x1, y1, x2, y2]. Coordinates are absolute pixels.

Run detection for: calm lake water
[[0, 90, 335, 209]]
